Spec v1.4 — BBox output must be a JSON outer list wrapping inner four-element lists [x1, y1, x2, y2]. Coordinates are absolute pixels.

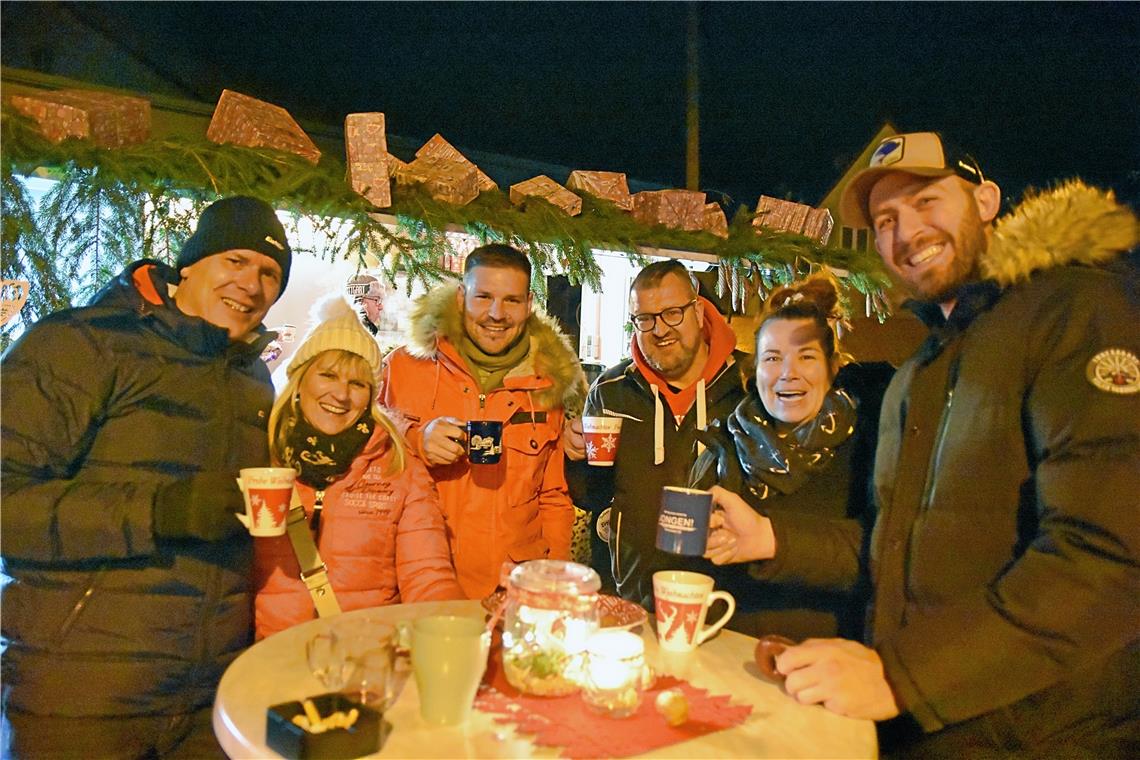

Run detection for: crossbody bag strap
[[285, 489, 341, 617]]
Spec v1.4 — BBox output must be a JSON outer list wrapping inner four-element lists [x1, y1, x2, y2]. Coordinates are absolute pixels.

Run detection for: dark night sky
[[3, 2, 1139, 209]]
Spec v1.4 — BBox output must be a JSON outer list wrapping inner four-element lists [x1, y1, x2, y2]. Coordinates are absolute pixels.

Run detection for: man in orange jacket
[[380, 244, 587, 598]]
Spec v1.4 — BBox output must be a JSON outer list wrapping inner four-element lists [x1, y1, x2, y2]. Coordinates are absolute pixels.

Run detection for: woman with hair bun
[[690, 274, 893, 641]]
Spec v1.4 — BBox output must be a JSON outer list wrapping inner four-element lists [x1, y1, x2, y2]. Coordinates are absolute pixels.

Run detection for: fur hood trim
[[404, 283, 588, 416], [982, 180, 1139, 286]]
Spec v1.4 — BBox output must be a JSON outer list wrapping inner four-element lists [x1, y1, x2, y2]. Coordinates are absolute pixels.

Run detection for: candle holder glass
[[502, 560, 600, 696], [582, 630, 646, 718]]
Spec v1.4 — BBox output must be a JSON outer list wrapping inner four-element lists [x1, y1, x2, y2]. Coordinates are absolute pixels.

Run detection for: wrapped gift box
[[565, 170, 633, 211], [344, 113, 391, 208], [395, 155, 479, 206], [509, 175, 582, 216], [631, 189, 706, 231], [9, 89, 150, 148], [802, 208, 834, 245], [753, 196, 833, 245], [415, 133, 497, 192], [206, 89, 321, 164], [385, 153, 409, 178], [702, 203, 729, 238]]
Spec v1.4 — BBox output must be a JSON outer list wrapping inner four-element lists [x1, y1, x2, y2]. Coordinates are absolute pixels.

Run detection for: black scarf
[[709, 388, 857, 504], [283, 409, 374, 489]]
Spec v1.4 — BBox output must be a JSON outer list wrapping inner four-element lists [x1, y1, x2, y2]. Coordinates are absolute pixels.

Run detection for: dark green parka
[[870, 182, 1140, 755], [1, 260, 274, 717]]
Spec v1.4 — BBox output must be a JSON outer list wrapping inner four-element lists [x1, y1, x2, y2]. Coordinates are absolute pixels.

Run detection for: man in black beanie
[[1, 196, 293, 758]]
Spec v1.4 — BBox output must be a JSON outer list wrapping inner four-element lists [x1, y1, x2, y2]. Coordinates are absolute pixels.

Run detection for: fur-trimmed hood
[[403, 283, 588, 416], [982, 180, 1139, 285]]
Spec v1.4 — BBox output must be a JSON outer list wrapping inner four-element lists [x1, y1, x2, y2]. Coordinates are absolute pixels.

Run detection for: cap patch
[[264, 235, 285, 251], [1085, 348, 1140, 395], [871, 137, 905, 167]]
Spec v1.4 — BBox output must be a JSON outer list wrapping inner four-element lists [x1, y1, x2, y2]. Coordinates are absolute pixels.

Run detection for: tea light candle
[[582, 630, 645, 717]]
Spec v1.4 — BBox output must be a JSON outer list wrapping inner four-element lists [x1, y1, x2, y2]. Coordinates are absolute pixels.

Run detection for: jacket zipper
[[56, 567, 104, 643], [310, 489, 326, 536], [479, 392, 486, 411], [612, 509, 623, 580], [920, 387, 955, 512]]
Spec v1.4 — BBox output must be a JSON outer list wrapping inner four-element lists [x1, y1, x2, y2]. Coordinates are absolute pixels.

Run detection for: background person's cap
[[345, 272, 383, 300], [176, 196, 293, 297], [840, 132, 985, 228]]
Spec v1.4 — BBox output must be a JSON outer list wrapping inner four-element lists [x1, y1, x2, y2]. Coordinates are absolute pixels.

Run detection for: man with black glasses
[[567, 259, 747, 606]]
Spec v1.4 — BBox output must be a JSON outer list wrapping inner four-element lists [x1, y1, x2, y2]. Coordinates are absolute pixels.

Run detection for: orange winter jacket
[[380, 285, 588, 599], [253, 425, 464, 639]]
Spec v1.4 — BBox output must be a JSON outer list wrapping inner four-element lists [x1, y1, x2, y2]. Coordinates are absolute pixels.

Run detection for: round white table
[[213, 599, 876, 758]]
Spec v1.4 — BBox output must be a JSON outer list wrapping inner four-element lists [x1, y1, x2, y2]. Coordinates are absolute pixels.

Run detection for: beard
[[903, 196, 989, 303]]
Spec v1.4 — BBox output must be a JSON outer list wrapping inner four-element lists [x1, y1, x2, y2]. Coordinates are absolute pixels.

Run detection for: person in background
[[565, 259, 748, 607], [1, 196, 293, 758], [346, 272, 385, 336], [694, 274, 892, 641], [732, 131, 1138, 756], [254, 297, 463, 639], [380, 244, 586, 598]]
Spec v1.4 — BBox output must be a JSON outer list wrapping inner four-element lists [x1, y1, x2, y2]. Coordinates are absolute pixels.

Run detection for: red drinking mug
[[754, 634, 796, 682]]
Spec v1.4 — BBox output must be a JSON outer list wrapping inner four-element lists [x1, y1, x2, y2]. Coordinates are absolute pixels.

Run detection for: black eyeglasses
[[630, 299, 698, 332]]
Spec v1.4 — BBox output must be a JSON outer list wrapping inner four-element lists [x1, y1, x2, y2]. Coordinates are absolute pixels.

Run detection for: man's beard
[[915, 199, 988, 303]]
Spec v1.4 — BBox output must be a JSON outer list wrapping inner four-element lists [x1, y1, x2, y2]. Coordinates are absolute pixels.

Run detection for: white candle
[[584, 631, 645, 716]]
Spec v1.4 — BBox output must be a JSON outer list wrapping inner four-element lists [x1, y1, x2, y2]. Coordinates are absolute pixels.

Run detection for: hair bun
[[764, 273, 841, 320]]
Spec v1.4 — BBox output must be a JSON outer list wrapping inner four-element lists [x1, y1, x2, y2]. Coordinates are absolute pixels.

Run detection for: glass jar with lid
[[501, 560, 601, 696]]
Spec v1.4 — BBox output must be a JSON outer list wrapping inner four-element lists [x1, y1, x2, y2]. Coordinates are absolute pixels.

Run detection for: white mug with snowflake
[[652, 570, 735, 653], [582, 416, 623, 466], [235, 467, 296, 536]]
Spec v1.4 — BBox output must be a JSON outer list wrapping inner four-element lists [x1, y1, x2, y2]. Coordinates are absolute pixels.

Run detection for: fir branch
[[1, 103, 891, 322]]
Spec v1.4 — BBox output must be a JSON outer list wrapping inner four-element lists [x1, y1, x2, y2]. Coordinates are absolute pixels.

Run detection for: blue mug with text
[[655, 487, 712, 556]]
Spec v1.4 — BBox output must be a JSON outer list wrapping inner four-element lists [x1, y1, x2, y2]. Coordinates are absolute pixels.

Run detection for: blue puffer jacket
[[1, 260, 273, 717]]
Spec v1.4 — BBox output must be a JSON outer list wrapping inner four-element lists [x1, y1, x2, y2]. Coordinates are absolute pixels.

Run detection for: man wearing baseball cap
[[753, 133, 1140, 755], [2, 196, 294, 757]]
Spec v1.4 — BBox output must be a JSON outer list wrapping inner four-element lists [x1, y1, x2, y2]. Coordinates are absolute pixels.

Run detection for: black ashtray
[[266, 692, 385, 759]]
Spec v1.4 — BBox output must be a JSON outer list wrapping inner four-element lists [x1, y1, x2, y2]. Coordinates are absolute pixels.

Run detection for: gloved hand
[[154, 472, 247, 542]]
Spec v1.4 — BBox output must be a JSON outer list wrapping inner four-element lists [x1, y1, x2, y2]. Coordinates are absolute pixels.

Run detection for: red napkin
[[475, 649, 752, 759]]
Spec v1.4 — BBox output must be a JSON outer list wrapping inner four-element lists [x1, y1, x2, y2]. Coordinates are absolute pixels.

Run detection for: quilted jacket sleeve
[[1, 319, 160, 562], [394, 455, 466, 601]]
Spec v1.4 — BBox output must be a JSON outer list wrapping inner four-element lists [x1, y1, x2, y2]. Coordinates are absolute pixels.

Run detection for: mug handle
[[695, 590, 735, 646], [233, 478, 251, 528]]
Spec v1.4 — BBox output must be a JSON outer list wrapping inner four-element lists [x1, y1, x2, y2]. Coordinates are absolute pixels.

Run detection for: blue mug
[[655, 487, 712, 556], [466, 420, 503, 465]]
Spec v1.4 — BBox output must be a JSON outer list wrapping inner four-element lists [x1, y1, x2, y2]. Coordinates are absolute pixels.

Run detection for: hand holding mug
[[704, 486, 776, 565], [420, 416, 467, 466], [562, 417, 586, 462], [770, 638, 900, 721]]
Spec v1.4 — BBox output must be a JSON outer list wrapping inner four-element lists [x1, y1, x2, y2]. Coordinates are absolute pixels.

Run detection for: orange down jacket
[[253, 425, 464, 639], [380, 284, 587, 598]]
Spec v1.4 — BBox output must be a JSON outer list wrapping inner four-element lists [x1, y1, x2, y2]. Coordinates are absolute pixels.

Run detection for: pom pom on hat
[[287, 295, 381, 378]]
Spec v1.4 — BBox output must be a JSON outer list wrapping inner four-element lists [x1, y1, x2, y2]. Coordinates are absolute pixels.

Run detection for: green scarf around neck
[[458, 327, 531, 392]]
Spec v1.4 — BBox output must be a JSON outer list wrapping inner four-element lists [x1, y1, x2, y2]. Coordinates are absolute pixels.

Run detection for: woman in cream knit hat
[[253, 296, 464, 639]]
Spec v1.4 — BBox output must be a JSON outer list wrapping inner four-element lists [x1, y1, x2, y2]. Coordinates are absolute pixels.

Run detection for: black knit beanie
[[176, 196, 293, 297]]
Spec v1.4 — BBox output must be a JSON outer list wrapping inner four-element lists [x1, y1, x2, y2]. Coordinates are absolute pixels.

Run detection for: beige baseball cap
[[840, 132, 985, 228]]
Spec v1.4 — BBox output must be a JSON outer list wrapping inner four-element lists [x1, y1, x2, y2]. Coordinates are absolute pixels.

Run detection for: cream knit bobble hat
[[286, 295, 382, 379]]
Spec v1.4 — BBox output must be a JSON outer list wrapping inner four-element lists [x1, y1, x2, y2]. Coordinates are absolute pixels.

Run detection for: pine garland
[[1, 105, 891, 348]]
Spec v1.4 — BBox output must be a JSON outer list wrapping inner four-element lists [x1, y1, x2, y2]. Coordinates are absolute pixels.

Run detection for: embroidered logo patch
[[1085, 348, 1140, 395], [871, 136, 905, 167], [596, 507, 612, 543]]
